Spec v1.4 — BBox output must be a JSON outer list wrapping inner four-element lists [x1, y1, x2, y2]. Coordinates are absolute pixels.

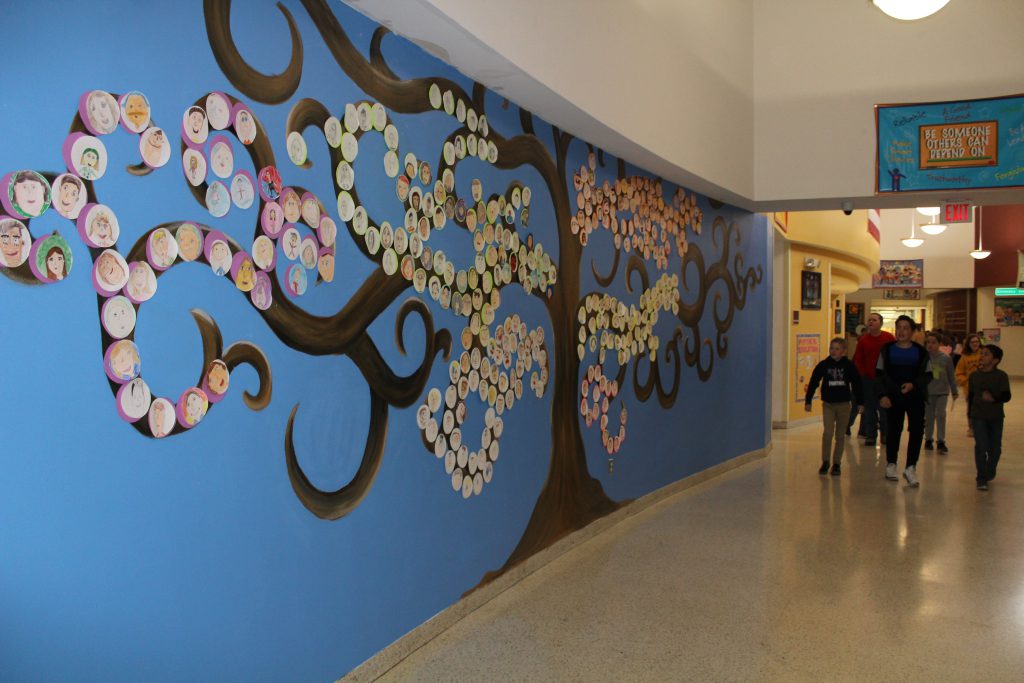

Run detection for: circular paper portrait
[[318, 216, 337, 248], [261, 201, 284, 237], [80, 90, 120, 135], [175, 223, 203, 262], [119, 91, 151, 133], [383, 150, 399, 178], [324, 116, 342, 148], [146, 228, 178, 271], [300, 194, 320, 227], [30, 232, 72, 283], [285, 263, 307, 296], [93, 249, 129, 295], [124, 261, 157, 304], [138, 127, 171, 169], [61, 134, 107, 181], [252, 235, 276, 271], [148, 397, 175, 438], [340, 132, 358, 163], [2, 170, 50, 219], [205, 233, 232, 277], [317, 248, 335, 282], [335, 160, 354, 191], [208, 136, 234, 179], [76, 203, 120, 248], [287, 131, 307, 166], [182, 105, 209, 147], [251, 270, 272, 310], [279, 227, 301, 261], [101, 295, 137, 339], [202, 359, 230, 403], [50, 174, 86, 220], [356, 102, 372, 132], [258, 166, 281, 202], [230, 171, 254, 209], [205, 92, 232, 131], [231, 252, 256, 292], [117, 377, 152, 423], [206, 181, 230, 218], [280, 188, 301, 223], [176, 387, 209, 428], [233, 104, 257, 145], [182, 148, 208, 187], [299, 236, 318, 270], [105, 339, 141, 383], [336, 191, 355, 222]]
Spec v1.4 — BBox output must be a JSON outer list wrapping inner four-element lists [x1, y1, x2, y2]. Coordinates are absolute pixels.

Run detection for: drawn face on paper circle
[[54, 174, 84, 219], [127, 262, 156, 302], [102, 296, 136, 339], [10, 171, 50, 218], [286, 264, 306, 296], [206, 181, 230, 217], [318, 250, 334, 282], [235, 109, 256, 144], [251, 271, 272, 310], [230, 173, 253, 209], [183, 149, 207, 186], [184, 106, 209, 145], [86, 207, 119, 248], [182, 389, 208, 426], [300, 239, 317, 270], [119, 377, 152, 421], [252, 236, 274, 270], [206, 93, 230, 130], [140, 128, 170, 168], [210, 141, 232, 178], [281, 228, 300, 259], [209, 241, 231, 275], [234, 256, 255, 292], [121, 92, 151, 133], [108, 340, 140, 381], [43, 246, 67, 281], [301, 197, 320, 227], [0, 219, 28, 268], [282, 190, 301, 223], [86, 90, 119, 134], [205, 359, 230, 396], [95, 250, 128, 291], [318, 217, 336, 248], [324, 117, 341, 147], [148, 398, 173, 438], [176, 224, 202, 261], [149, 228, 177, 268]]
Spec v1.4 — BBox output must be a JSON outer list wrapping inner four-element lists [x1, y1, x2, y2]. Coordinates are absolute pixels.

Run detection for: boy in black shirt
[[968, 344, 1012, 490], [806, 337, 864, 475], [877, 315, 931, 487]]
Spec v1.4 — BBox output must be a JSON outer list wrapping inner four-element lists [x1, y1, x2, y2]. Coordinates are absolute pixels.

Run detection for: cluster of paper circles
[[261, 179, 335, 289], [580, 363, 628, 455], [572, 153, 702, 268], [576, 273, 681, 366], [418, 314, 548, 498], [427, 82, 494, 162]]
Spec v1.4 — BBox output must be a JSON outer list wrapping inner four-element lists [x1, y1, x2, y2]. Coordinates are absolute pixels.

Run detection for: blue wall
[[0, 2, 770, 680]]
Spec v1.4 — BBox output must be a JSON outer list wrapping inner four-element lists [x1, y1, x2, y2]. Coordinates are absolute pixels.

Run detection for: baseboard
[[339, 444, 770, 682], [773, 416, 819, 429]]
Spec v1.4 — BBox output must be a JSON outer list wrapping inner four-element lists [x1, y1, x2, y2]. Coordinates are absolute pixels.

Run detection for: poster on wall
[[994, 298, 1024, 326], [834, 309, 842, 334], [873, 259, 923, 288], [876, 94, 1024, 194], [795, 334, 820, 403], [845, 302, 864, 332], [982, 328, 1002, 343], [883, 288, 922, 300], [800, 270, 822, 310]]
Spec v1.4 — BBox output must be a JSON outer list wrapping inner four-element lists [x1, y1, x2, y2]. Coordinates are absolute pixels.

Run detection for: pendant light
[[920, 214, 947, 235], [873, 0, 951, 21], [901, 220, 923, 248], [970, 206, 990, 259]]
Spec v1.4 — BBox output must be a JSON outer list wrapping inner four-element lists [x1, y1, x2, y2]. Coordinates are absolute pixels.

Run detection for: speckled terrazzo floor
[[373, 380, 1024, 682]]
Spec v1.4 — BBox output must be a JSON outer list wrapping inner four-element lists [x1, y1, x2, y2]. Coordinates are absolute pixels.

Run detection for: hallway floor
[[375, 383, 1024, 682]]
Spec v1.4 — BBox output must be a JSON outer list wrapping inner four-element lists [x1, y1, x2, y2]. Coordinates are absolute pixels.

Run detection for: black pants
[[885, 394, 925, 467]]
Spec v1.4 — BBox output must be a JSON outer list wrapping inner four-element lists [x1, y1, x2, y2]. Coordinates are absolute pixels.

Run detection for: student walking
[[805, 338, 864, 476], [968, 345, 1012, 490], [955, 333, 983, 436], [877, 316, 931, 487], [851, 313, 895, 446], [924, 332, 957, 454]]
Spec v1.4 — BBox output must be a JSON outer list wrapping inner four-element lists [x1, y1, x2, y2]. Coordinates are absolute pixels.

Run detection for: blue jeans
[[852, 376, 886, 440], [972, 417, 1004, 482]]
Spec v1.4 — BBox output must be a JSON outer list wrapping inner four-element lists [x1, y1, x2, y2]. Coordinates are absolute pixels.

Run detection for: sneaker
[[924, 440, 934, 451], [937, 441, 949, 454], [977, 480, 988, 491], [903, 466, 920, 487], [831, 464, 841, 476], [819, 462, 830, 475], [864, 439, 876, 447], [885, 463, 898, 480]]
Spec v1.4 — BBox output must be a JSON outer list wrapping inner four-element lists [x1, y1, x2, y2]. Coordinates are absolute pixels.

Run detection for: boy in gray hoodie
[[924, 332, 957, 454]]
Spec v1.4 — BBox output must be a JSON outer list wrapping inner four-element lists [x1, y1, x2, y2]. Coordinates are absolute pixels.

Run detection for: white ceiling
[[344, 0, 1024, 212]]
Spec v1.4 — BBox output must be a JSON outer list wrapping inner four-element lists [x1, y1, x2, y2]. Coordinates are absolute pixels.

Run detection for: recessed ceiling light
[[873, 0, 951, 21]]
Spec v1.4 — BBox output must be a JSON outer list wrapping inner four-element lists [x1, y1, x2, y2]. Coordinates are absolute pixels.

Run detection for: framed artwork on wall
[[800, 270, 822, 310], [873, 259, 923, 288], [834, 309, 842, 334]]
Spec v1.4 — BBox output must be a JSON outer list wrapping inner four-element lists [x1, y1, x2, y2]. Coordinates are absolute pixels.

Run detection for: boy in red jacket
[[851, 312, 895, 446]]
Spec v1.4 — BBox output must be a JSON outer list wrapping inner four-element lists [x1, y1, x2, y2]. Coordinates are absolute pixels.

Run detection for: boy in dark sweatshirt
[[968, 344, 1012, 490], [877, 315, 931, 487], [806, 337, 864, 475]]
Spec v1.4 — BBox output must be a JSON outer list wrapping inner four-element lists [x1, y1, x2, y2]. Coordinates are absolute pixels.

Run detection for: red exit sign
[[943, 203, 973, 223]]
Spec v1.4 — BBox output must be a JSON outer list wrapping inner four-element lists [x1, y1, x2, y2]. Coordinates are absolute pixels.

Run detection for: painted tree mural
[[0, 0, 761, 590]]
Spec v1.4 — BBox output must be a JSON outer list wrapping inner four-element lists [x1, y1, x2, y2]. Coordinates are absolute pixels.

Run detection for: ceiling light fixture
[[901, 221, 923, 248], [873, 0, 951, 21], [915, 206, 941, 217], [970, 206, 990, 259], [920, 215, 947, 235]]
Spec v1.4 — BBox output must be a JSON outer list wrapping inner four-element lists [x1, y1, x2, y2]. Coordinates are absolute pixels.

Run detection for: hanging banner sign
[[876, 93, 1024, 194]]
